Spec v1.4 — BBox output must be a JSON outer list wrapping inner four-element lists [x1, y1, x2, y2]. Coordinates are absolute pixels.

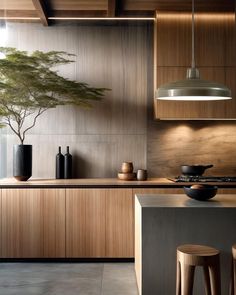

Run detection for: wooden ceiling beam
[[31, 0, 48, 26], [107, 0, 117, 17]]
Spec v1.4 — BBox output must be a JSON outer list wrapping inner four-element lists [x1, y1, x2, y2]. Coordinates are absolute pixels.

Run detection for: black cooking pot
[[181, 164, 213, 176]]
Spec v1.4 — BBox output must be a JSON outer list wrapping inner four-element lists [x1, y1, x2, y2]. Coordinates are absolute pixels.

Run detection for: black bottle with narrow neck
[[56, 146, 64, 179], [64, 146, 72, 179]]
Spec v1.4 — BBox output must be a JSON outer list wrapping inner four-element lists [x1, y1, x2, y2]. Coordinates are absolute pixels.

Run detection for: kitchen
[[0, 0, 236, 295]]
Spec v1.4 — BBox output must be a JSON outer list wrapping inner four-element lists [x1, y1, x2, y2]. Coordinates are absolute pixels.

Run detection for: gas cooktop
[[171, 176, 236, 182]]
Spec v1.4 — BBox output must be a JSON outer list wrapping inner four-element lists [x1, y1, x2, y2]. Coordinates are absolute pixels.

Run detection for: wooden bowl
[[118, 172, 136, 181]]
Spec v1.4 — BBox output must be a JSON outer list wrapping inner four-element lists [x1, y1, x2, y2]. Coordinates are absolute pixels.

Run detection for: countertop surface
[[136, 194, 236, 207], [0, 178, 236, 188]]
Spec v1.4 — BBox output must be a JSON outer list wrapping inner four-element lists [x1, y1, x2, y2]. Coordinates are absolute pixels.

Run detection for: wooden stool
[[176, 244, 221, 295], [230, 244, 236, 295]]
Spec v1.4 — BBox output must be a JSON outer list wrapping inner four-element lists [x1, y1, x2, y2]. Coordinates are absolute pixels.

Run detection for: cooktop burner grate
[[171, 176, 236, 182]]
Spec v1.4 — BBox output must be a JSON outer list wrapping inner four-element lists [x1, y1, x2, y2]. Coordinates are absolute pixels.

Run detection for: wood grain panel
[[66, 189, 106, 257], [133, 188, 183, 195], [49, 0, 107, 10], [123, 0, 234, 12], [0, 190, 1, 257], [147, 120, 236, 177], [1, 189, 65, 258], [135, 196, 142, 294], [42, 189, 65, 257], [155, 13, 233, 67], [105, 189, 134, 257], [0, 0, 35, 10], [2, 23, 150, 179]]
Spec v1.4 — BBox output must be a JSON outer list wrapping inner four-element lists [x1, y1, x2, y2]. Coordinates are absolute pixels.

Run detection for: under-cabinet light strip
[[48, 17, 155, 20], [0, 17, 40, 20]]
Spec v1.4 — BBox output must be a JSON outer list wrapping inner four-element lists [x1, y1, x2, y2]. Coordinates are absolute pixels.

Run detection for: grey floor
[[0, 263, 138, 295]]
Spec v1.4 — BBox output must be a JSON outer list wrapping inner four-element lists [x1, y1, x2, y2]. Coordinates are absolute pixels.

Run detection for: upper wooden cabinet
[[1, 189, 65, 258], [154, 12, 236, 119]]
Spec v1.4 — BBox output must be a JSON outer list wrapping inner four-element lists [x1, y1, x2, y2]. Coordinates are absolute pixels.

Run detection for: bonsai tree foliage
[[0, 47, 107, 144]]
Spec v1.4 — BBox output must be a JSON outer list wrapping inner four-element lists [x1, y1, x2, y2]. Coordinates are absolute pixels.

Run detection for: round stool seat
[[176, 244, 221, 295], [232, 244, 236, 259], [177, 244, 220, 266]]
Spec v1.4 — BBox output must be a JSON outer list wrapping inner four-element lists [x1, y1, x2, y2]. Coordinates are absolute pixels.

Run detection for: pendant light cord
[[191, 0, 195, 69]]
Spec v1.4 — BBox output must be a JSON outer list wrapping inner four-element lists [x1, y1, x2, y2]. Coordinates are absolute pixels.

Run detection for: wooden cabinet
[[154, 12, 236, 119], [1, 189, 65, 258], [66, 189, 106, 258], [106, 189, 133, 258], [66, 188, 134, 258]]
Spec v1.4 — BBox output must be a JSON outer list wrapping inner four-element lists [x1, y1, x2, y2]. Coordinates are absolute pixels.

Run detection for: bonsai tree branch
[[21, 108, 47, 143], [6, 116, 24, 144], [0, 47, 108, 144]]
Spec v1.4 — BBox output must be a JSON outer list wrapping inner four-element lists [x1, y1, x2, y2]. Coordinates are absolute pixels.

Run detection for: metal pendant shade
[[155, 0, 232, 101], [156, 69, 232, 101]]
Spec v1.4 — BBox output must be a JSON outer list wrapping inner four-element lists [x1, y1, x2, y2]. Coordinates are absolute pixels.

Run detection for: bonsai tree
[[0, 47, 107, 144]]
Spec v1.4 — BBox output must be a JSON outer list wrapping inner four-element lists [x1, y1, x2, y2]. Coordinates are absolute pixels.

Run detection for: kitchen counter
[[135, 194, 236, 295], [1, 177, 236, 188]]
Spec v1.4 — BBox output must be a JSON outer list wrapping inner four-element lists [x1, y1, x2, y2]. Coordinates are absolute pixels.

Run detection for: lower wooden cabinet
[[66, 189, 106, 258], [1, 186, 201, 259], [1, 189, 65, 258], [66, 188, 134, 258], [106, 189, 133, 258]]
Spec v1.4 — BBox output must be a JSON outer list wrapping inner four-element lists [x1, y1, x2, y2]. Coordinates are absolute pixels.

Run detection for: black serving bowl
[[183, 184, 218, 201]]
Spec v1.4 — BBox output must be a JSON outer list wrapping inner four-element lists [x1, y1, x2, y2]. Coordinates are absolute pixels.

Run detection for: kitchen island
[[135, 194, 236, 295]]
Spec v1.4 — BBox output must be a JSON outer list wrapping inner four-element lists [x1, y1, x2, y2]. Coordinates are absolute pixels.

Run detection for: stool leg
[[180, 264, 195, 295], [233, 259, 236, 295], [230, 258, 234, 295], [176, 261, 181, 295], [209, 258, 221, 295], [203, 266, 211, 295]]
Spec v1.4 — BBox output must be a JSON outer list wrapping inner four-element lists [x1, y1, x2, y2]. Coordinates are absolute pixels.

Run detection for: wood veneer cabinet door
[[66, 189, 106, 257], [105, 189, 134, 258], [154, 12, 236, 119], [1, 189, 65, 258]]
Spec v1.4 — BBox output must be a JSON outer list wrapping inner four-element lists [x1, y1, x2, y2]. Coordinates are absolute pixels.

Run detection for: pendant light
[[155, 0, 232, 101]]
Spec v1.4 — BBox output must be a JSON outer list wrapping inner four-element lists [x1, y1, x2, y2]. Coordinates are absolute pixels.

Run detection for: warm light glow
[[48, 17, 155, 20], [157, 96, 232, 101], [0, 17, 40, 20]]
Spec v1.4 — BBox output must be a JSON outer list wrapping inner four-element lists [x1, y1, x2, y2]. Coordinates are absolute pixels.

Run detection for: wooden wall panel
[[147, 120, 236, 177], [66, 189, 106, 257], [49, 0, 107, 10], [2, 23, 151, 178], [0, 0, 34, 10]]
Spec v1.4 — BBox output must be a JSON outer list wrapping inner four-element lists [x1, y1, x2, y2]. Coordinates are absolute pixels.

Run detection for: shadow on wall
[[147, 120, 236, 177]]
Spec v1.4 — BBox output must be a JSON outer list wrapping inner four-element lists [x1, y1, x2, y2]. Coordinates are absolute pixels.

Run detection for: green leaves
[[0, 47, 108, 143]]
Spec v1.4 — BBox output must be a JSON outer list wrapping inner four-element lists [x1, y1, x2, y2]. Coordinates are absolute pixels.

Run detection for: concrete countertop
[[135, 194, 236, 207]]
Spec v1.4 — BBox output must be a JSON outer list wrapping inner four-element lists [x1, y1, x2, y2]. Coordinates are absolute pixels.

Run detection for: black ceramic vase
[[13, 144, 32, 181]]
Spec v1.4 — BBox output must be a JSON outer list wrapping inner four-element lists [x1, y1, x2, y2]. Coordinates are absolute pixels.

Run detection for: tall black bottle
[[64, 146, 72, 179], [56, 146, 64, 179]]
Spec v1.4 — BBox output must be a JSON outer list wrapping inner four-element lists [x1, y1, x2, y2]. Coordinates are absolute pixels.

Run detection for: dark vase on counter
[[13, 144, 32, 181], [56, 146, 64, 179], [64, 146, 72, 179]]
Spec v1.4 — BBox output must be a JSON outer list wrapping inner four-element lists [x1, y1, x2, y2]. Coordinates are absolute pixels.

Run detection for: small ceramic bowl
[[118, 172, 136, 181], [183, 184, 218, 201]]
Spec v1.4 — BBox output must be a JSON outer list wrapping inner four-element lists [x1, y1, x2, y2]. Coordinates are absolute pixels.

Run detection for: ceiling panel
[[0, 0, 35, 10], [49, 0, 107, 11]]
